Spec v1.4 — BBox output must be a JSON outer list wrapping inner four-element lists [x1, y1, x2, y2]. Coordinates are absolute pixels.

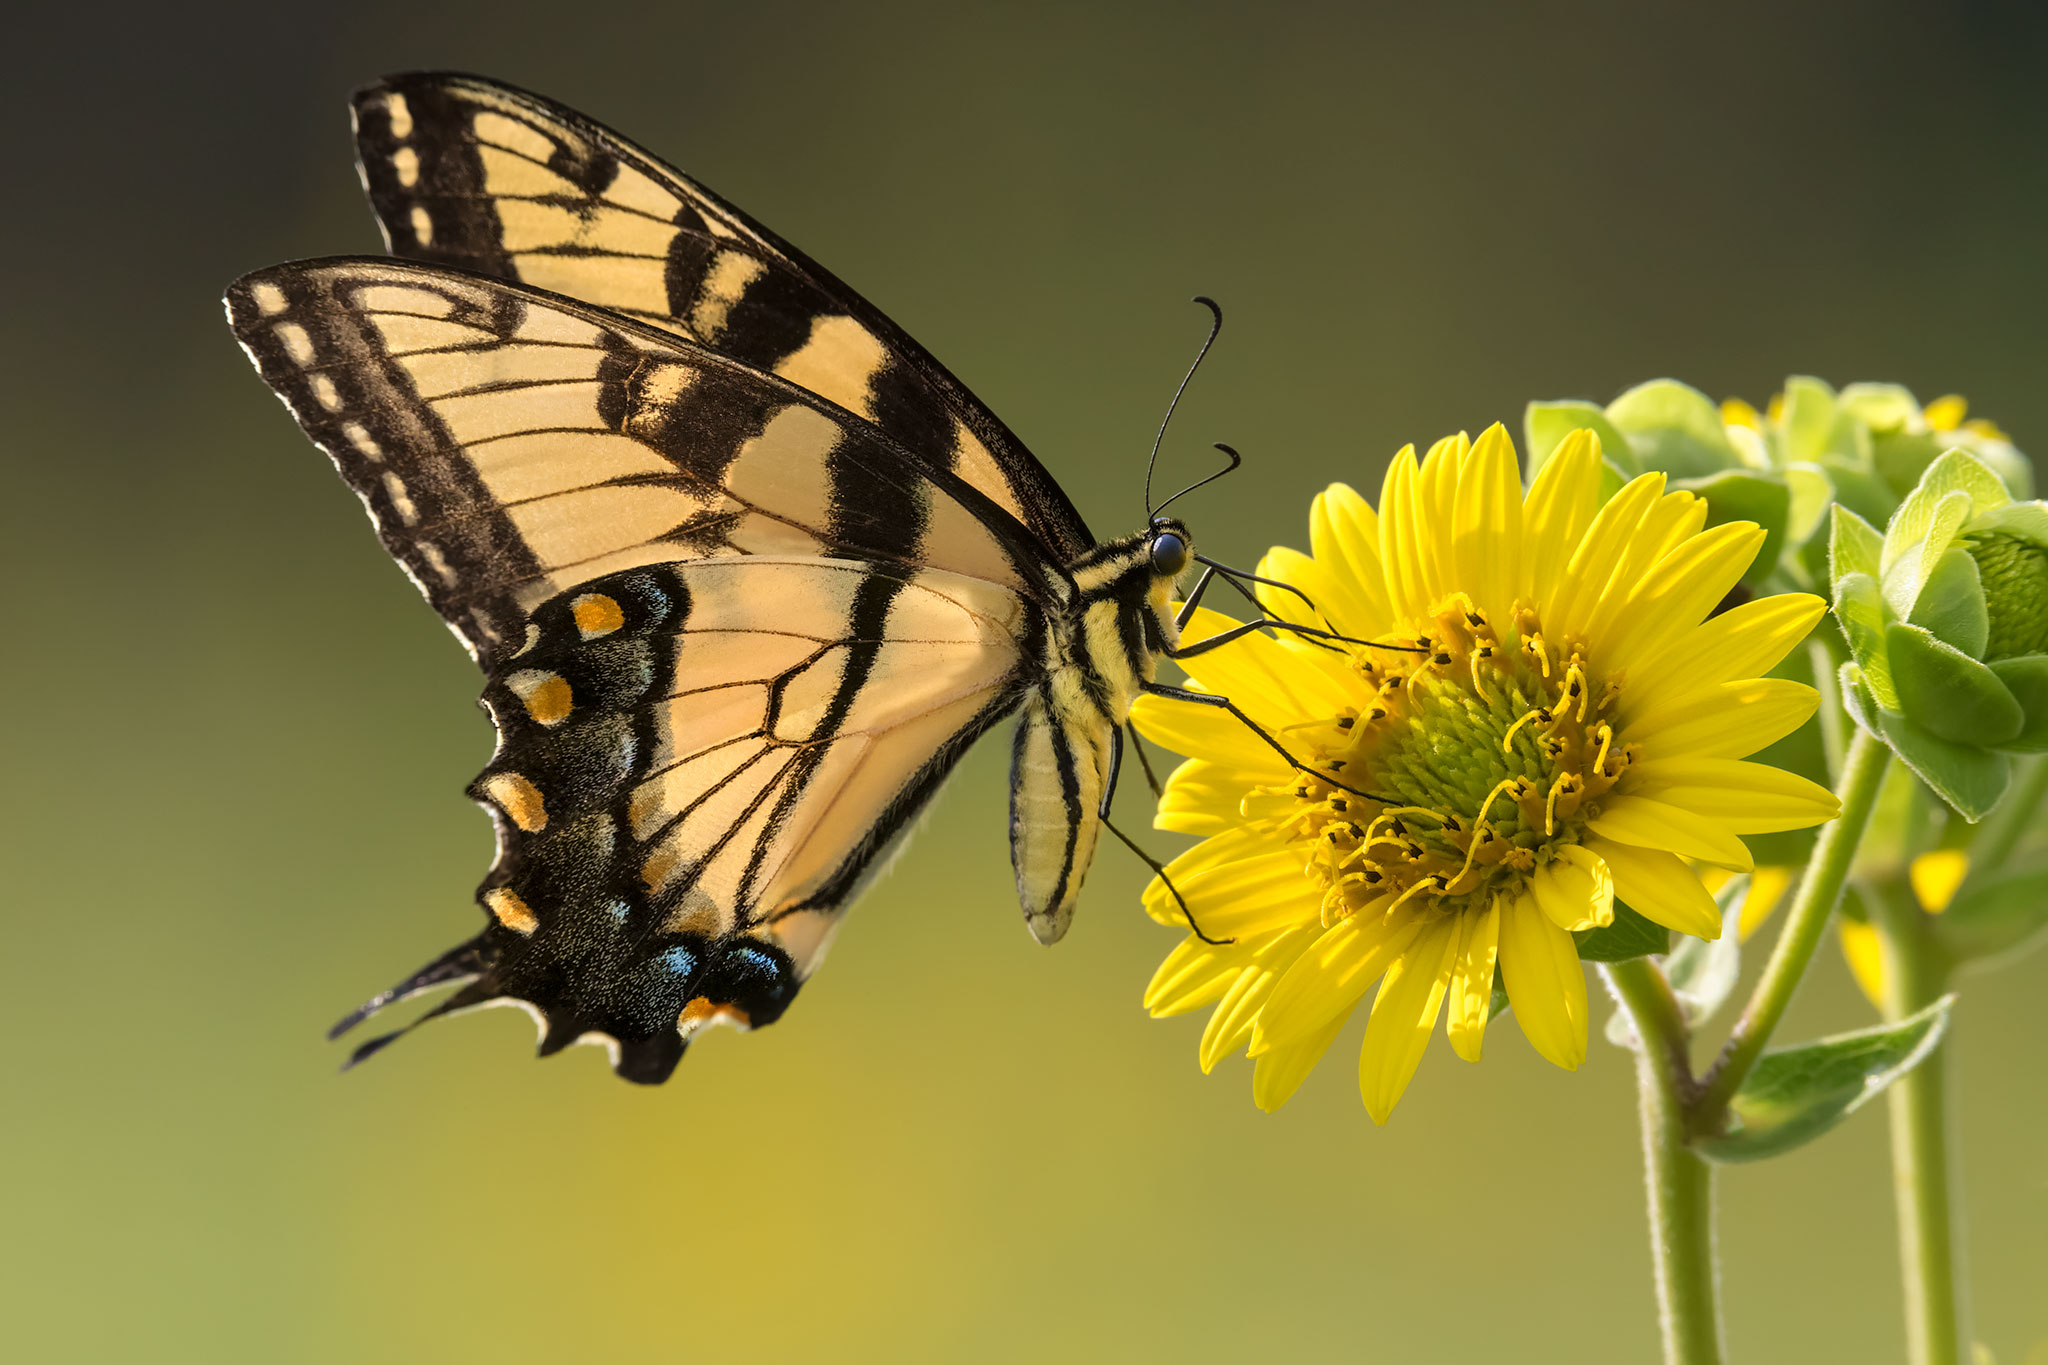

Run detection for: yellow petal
[[1839, 918, 1887, 1008], [1308, 483, 1395, 632], [1141, 846, 1323, 936], [1548, 472, 1666, 642], [1198, 926, 1318, 1071], [1579, 491, 1708, 645], [1523, 429, 1604, 607], [1153, 758, 1268, 836], [1129, 692, 1286, 773], [1358, 917, 1460, 1123], [1250, 904, 1418, 1052], [1910, 849, 1970, 914], [1173, 605, 1355, 717], [1623, 758, 1841, 833], [1445, 897, 1503, 1062], [1533, 844, 1615, 931], [1251, 1003, 1356, 1113], [1585, 836, 1723, 939], [1497, 893, 1588, 1070], [1588, 794, 1754, 871], [1417, 432, 1468, 603], [1624, 678, 1820, 761], [1600, 522, 1767, 677], [1378, 445, 1428, 624], [1623, 593, 1828, 714], [1145, 933, 1255, 1016], [1922, 394, 1967, 431], [1450, 423, 1525, 627]]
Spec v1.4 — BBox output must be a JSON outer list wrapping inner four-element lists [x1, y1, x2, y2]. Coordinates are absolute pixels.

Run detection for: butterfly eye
[[1149, 531, 1189, 578]]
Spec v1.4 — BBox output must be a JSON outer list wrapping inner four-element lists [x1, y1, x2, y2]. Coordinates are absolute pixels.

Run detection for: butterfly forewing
[[225, 258, 1051, 666], [351, 71, 1095, 563]]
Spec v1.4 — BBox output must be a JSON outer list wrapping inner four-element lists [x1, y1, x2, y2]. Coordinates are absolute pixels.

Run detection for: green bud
[[1963, 531, 2048, 659]]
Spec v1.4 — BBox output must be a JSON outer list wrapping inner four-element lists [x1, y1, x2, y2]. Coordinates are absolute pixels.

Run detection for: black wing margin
[[350, 71, 1096, 562]]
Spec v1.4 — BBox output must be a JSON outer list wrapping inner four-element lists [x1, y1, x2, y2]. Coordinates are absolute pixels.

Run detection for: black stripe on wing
[[350, 71, 1096, 563], [225, 257, 1061, 667]]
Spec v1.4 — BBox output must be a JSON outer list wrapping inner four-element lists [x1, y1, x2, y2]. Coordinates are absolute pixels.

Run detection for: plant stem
[[1694, 726, 1890, 1124], [1869, 878, 1966, 1365], [1606, 958, 1724, 1365]]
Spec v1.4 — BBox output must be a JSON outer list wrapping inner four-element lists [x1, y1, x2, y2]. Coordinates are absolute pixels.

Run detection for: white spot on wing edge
[[392, 145, 420, 187], [383, 91, 413, 139], [342, 422, 382, 460], [250, 281, 289, 316], [417, 541, 458, 584], [274, 322, 314, 365], [311, 375, 342, 411], [382, 471, 420, 525], [409, 204, 434, 246]]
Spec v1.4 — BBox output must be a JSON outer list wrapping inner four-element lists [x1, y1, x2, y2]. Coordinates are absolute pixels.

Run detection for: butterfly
[[226, 73, 1324, 1082]]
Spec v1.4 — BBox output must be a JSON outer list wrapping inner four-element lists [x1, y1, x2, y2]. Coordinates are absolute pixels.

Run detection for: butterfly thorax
[[1045, 516, 1190, 727]]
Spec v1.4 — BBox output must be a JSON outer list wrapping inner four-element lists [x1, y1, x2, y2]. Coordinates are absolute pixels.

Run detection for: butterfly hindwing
[[343, 554, 1036, 1081], [225, 257, 1053, 666], [350, 71, 1096, 563]]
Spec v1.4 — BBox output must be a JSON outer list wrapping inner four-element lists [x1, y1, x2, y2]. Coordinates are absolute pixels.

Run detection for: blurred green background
[[5, 2, 2045, 1360]]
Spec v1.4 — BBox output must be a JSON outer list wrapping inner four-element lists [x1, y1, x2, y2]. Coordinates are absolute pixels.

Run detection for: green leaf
[[1937, 853, 2048, 965], [1989, 656, 2048, 753], [1907, 547, 1989, 659], [1574, 900, 1671, 962], [1776, 376, 1839, 465], [1675, 470, 1790, 586], [1695, 996, 1955, 1163], [1886, 623, 2023, 745], [1874, 706, 2012, 821], [1820, 452, 1901, 530], [1885, 489, 1975, 619], [1829, 504, 1884, 584], [1488, 982, 1512, 1021], [1836, 381, 1922, 434], [1832, 571, 1897, 710], [1784, 463, 1836, 548], [1605, 379, 1740, 478], [1524, 400, 1640, 478]]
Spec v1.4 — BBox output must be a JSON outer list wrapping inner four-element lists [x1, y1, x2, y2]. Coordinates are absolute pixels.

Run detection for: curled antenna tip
[[1145, 298, 1229, 519]]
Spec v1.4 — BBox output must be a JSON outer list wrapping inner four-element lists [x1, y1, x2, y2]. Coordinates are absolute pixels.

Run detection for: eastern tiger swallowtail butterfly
[[226, 73, 1316, 1082]]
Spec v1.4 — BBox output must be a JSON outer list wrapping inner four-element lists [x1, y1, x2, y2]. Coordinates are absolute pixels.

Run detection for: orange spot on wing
[[679, 996, 751, 1031], [485, 888, 539, 935], [571, 592, 626, 638], [481, 772, 548, 832], [522, 673, 573, 726]]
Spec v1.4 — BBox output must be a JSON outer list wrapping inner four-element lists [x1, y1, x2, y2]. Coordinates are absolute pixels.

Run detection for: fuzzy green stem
[[1606, 958, 1723, 1365], [1694, 726, 1890, 1126], [1869, 879, 1967, 1365]]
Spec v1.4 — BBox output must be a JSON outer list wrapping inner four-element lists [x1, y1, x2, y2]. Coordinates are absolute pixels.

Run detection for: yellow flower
[[1133, 425, 1841, 1121]]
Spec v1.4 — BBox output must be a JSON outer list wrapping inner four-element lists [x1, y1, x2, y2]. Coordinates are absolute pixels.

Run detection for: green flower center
[[1267, 600, 1632, 924], [1965, 531, 2048, 660]]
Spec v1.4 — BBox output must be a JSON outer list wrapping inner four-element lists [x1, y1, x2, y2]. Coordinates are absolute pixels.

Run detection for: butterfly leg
[[1101, 814, 1233, 946], [1139, 680, 1394, 803], [1126, 721, 1165, 799]]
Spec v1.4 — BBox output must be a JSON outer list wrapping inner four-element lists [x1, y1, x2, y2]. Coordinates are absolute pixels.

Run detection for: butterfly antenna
[[1144, 296, 1226, 520], [1151, 442, 1244, 522]]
